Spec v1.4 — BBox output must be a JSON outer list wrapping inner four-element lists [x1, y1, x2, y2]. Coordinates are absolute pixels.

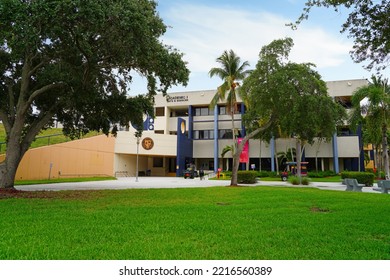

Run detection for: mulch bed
[[0, 188, 101, 200]]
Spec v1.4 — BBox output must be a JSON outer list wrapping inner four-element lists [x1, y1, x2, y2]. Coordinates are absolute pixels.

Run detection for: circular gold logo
[[142, 137, 154, 150]]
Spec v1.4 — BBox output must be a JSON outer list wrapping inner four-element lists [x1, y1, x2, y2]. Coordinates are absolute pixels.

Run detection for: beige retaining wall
[[5, 135, 115, 181]]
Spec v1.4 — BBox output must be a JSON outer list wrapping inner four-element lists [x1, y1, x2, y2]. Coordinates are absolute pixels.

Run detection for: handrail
[[0, 133, 65, 153]]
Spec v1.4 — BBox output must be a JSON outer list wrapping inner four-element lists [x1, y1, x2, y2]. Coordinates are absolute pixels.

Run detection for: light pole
[[136, 136, 140, 182], [294, 135, 302, 185]]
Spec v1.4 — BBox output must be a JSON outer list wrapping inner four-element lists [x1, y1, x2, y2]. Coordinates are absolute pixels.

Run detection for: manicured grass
[[0, 186, 389, 260], [306, 176, 343, 182], [14, 176, 116, 186]]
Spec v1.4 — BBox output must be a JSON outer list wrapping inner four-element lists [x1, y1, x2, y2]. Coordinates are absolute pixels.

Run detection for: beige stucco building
[[2, 78, 369, 180]]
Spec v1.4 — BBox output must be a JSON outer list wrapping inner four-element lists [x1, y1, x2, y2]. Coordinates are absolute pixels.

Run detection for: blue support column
[[188, 105, 193, 140], [271, 136, 275, 172], [214, 106, 219, 173], [332, 133, 339, 173], [176, 118, 193, 177], [240, 103, 246, 136]]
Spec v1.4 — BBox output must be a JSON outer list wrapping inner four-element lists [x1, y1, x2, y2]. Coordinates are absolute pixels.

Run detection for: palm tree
[[277, 148, 296, 168], [350, 76, 390, 178], [209, 50, 251, 173], [221, 144, 234, 171]]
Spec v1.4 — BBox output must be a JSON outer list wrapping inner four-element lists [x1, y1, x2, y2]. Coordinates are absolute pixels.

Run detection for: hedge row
[[340, 171, 374, 186], [222, 170, 336, 178]]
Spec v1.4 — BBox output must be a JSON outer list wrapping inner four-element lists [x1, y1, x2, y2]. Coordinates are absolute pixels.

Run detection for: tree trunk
[[0, 143, 24, 189], [230, 117, 273, 186], [382, 125, 390, 179], [231, 150, 240, 186], [259, 138, 262, 171], [296, 138, 302, 184], [231, 107, 236, 177], [315, 139, 322, 173]]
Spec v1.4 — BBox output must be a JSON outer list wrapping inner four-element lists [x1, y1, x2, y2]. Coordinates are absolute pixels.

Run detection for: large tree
[[294, 0, 390, 71], [231, 38, 346, 186], [350, 76, 390, 178], [0, 0, 189, 189]]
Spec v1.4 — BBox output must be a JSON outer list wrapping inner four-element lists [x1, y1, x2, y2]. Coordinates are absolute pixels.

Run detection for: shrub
[[221, 171, 232, 178], [308, 172, 322, 178], [237, 171, 257, 184], [257, 171, 271, 178], [289, 176, 300, 185], [289, 176, 309, 185], [301, 177, 310, 185], [341, 171, 374, 186]]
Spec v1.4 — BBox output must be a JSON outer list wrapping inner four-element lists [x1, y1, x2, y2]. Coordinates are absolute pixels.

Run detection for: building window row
[[194, 107, 213, 116], [193, 129, 242, 140], [219, 129, 242, 139], [193, 104, 244, 116], [193, 130, 214, 140], [156, 104, 246, 118]]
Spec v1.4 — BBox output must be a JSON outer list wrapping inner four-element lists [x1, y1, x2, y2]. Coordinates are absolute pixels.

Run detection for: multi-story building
[[5, 78, 369, 180], [114, 78, 369, 177]]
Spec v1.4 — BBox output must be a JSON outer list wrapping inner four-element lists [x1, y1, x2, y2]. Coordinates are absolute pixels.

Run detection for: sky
[[131, 0, 387, 94]]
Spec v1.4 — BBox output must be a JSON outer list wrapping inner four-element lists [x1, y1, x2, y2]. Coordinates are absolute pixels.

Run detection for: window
[[195, 107, 212, 116], [170, 109, 188, 117], [193, 130, 214, 140], [219, 129, 232, 139], [219, 106, 226, 115], [237, 103, 244, 114], [218, 129, 242, 139], [154, 130, 164, 134], [153, 157, 164, 168], [193, 130, 199, 139], [155, 107, 165, 116], [201, 107, 209, 116]]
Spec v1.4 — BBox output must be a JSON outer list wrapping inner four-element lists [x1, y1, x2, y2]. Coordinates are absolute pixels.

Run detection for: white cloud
[[162, 3, 354, 74], [128, 2, 370, 94]]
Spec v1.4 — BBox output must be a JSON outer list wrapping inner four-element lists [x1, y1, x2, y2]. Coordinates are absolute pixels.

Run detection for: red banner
[[237, 138, 249, 163]]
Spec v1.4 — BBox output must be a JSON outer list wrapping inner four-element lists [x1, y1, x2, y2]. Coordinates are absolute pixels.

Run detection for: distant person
[[199, 168, 205, 180]]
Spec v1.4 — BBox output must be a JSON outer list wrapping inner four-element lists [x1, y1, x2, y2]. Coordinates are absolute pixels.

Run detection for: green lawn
[[0, 124, 101, 154], [14, 176, 116, 185], [0, 186, 389, 260]]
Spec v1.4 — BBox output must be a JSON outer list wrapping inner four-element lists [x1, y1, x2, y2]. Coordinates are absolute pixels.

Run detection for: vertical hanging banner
[[237, 138, 249, 163]]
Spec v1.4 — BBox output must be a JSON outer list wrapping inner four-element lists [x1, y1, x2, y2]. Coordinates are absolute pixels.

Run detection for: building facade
[[115, 78, 369, 177], [6, 78, 369, 180]]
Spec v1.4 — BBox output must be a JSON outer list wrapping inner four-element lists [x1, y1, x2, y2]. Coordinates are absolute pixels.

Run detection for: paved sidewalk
[[15, 176, 384, 193]]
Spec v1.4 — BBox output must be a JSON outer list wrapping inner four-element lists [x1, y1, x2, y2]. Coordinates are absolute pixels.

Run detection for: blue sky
[[132, 0, 384, 94]]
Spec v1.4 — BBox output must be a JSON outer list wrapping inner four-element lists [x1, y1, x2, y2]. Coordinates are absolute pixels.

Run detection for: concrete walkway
[[15, 176, 384, 193]]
